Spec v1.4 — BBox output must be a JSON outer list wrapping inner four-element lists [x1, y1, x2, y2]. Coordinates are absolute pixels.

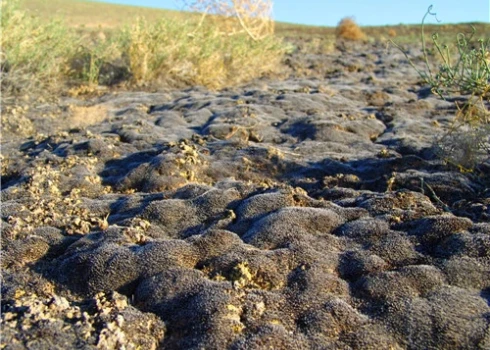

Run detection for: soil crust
[[2, 40, 490, 349]]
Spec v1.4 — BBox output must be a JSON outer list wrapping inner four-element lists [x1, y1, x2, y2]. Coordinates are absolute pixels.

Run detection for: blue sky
[[93, 0, 489, 26]]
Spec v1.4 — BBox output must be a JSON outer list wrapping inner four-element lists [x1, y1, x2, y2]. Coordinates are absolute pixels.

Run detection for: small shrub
[[336, 17, 367, 41], [121, 17, 285, 89], [392, 6, 489, 102], [392, 5, 489, 171], [429, 31, 489, 100]]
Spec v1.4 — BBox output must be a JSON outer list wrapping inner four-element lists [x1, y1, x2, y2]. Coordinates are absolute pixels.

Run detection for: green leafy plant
[[391, 5, 489, 171], [392, 6, 489, 100]]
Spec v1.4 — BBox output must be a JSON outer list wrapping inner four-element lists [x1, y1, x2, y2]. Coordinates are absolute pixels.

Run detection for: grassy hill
[[21, 0, 186, 29]]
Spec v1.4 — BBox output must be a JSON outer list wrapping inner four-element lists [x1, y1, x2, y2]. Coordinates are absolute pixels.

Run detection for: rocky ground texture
[[1, 41, 490, 349]]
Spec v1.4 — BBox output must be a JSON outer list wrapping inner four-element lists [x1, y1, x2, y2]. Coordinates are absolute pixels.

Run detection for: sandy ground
[[1, 40, 490, 349]]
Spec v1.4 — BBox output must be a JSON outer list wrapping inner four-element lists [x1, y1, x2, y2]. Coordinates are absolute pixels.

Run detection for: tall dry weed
[[180, 0, 274, 40]]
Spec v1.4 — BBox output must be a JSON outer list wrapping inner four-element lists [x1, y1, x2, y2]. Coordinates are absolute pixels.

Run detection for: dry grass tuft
[[335, 17, 367, 41], [180, 0, 275, 41], [122, 17, 285, 89]]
